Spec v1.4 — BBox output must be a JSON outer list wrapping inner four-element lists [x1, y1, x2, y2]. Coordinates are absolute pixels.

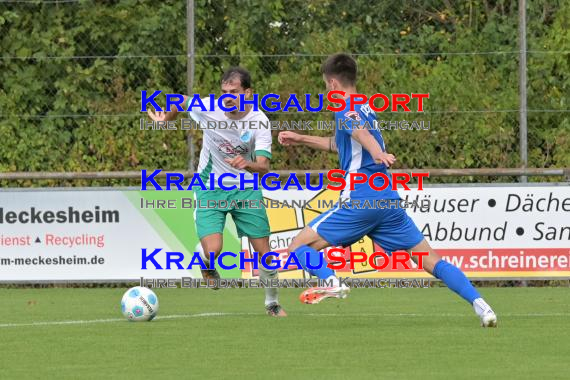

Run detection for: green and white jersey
[[187, 97, 272, 188]]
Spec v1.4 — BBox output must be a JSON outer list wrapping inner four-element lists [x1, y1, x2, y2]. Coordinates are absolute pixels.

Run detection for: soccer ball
[[120, 286, 159, 322]]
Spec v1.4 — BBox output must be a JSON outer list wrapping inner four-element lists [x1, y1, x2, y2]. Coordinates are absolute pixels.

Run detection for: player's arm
[[278, 132, 337, 152], [226, 156, 270, 175], [226, 120, 273, 174], [351, 128, 396, 167], [147, 95, 189, 122]]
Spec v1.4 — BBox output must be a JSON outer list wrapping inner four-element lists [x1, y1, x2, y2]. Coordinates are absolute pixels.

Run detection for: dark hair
[[321, 53, 357, 86], [221, 66, 252, 89]]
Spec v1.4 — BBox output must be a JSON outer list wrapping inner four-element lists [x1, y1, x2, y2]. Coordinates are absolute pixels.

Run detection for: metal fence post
[[519, 0, 528, 183], [519, 0, 529, 287], [187, 0, 196, 172]]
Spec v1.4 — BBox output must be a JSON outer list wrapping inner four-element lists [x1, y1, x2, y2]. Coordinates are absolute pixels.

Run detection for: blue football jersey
[[334, 97, 399, 200]]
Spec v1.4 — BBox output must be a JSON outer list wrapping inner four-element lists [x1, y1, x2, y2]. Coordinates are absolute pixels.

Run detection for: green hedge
[[0, 0, 568, 187]]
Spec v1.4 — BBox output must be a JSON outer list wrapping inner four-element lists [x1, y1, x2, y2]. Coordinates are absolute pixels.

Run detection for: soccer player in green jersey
[[147, 67, 286, 317]]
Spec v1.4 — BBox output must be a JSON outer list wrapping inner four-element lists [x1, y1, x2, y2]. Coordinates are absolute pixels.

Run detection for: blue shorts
[[308, 200, 424, 253]]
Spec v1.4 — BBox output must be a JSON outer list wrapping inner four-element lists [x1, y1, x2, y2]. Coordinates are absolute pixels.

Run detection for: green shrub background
[[0, 0, 568, 186]]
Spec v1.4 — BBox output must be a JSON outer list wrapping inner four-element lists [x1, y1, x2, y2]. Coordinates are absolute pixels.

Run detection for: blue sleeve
[[336, 109, 367, 135]]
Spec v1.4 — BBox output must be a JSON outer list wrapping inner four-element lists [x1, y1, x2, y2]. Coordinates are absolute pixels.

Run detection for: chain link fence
[[0, 0, 568, 187]]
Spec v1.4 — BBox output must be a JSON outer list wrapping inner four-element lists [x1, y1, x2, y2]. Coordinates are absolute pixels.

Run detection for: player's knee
[[288, 227, 318, 253], [287, 235, 302, 253], [202, 243, 222, 258], [407, 239, 440, 273], [287, 241, 298, 253]]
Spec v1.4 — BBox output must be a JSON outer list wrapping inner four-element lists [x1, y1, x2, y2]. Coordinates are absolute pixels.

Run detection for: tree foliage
[[0, 0, 568, 186]]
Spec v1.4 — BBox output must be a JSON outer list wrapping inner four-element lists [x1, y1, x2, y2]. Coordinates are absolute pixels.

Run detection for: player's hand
[[374, 152, 396, 167], [278, 131, 303, 146], [147, 108, 169, 122], [225, 156, 249, 170]]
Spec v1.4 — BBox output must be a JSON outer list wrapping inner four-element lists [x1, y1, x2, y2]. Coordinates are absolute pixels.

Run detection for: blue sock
[[433, 260, 480, 304], [294, 245, 335, 279]]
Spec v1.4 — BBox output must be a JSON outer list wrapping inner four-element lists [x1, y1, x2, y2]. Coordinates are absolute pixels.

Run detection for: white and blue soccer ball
[[121, 286, 159, 322]]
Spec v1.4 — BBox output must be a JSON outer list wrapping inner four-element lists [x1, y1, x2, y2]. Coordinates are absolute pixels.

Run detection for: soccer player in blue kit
[[278, 53, 497, 327]]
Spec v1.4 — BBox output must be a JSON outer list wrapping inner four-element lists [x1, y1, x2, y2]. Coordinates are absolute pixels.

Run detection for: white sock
[[260, 268, 279, 306], [326, 275, 340, 287], [472, 298, 493, 317]]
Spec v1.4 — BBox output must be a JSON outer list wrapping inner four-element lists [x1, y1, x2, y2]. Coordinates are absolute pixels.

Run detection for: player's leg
[[290, 204, 377, 303], [230, 188, 286, 316], [249, 236, 286, 317], [194, 190, 228, 287], [406, 239, 497, 327], [369, 206, 497, 327], [196, 233, 223, 288], [289, 226, 351, 304], [288, 225, 337, 281]]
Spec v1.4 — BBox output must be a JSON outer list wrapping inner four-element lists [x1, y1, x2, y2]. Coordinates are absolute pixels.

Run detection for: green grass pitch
[[1, 287, 569, 379]]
